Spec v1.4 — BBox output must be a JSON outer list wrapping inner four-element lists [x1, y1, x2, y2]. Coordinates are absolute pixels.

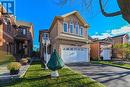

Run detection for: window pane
[[76, 24, 79, 34], [70, 24, 73, 33], [23, 29, 26, 35], [80, 27, 83, 36], [43, 33, 48, 40], [63, 23, 68, 32]]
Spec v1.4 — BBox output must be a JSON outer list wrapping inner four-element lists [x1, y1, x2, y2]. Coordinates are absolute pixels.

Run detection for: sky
[[14, 0, 129, 49]]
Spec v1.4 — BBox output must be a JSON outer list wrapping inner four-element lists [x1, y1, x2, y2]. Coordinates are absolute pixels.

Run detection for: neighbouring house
[[0, 5, 34, 59], [14, 21, 34, 58], [39, 11, 90, 64], [39, 29, 50, 63], [100, 34, 129, 59], [0, 5, 16, 55], [90, 34, 129, 60], [90, 39, 112, 61], [111, 34, 129, 59]]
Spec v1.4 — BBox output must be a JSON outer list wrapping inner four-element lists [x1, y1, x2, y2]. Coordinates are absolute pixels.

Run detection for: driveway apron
[[67, 63, 130, 87]]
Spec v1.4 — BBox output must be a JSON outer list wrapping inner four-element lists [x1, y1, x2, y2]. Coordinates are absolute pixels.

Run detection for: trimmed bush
[[20, 58, 28, 65], [7, 62, 21, 71], [7, 62, 21, 75]]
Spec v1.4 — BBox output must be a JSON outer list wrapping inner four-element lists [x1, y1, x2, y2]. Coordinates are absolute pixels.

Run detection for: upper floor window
[[18, 28, 27, 35], [69, 16, 73, 22], [7, 22, 11, 32], [43, 33, 49, 40], [4, 18, 11, 32], [63, 22, 68, 32], [75, 23, 79, 34], [69, 22, 74, 33], [80, 26, 83, 36], [23, 29, 26, 35]]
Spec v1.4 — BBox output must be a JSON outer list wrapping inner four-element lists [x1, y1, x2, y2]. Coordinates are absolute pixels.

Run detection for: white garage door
[[61, 45, 89, 64], [101, 49, 111, 60]]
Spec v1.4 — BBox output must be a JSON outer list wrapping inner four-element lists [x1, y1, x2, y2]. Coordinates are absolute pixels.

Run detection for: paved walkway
[[0, 64, 30, 81], [0, 63, 9, 76], [67, 63, 130, 87], [0, 59, 33, 84]]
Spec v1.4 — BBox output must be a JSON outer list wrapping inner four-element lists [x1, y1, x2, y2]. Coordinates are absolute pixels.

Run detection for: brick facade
[[0, 5, 34, 59], [39, 11, 90, 62], [111, 34, 129, 59]]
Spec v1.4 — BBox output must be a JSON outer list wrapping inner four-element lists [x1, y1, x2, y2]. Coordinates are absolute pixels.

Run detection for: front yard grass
[[2, 61, 105, 87], [92, 61, 130, 69]]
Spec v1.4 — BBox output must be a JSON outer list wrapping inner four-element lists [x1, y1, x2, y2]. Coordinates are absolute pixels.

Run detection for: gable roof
[[96, 34, 129, 43], [61, 11, 88, 26], [0, 4, 16, 21], [16, 20, 33, 28], [39, 29, 49, 33], [0, 4, 7, 14], [111, 34, 128, 38], [49, 11, 89, 32]]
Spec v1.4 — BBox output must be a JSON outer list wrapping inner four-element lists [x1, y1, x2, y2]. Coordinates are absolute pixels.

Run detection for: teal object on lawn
[[47, 49, 64, 71]]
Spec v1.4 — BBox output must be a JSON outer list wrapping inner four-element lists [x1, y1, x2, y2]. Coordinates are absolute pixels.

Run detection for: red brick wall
[[90, 42, 100, 60]]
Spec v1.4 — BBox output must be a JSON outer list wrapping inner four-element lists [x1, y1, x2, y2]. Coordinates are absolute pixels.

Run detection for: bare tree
[[99, 0, 130, 23], [53, 0, 130, 23]]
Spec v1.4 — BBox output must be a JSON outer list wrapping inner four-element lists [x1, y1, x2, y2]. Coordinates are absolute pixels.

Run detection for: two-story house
[[14, 21, 34, 58], [0, 5, 34, 59], [111, 34, 129, 59], [100, 34, 129, 59], [0, 5, 16, 55], [90, 34, 129, 60], [39, 11, 90, 64], [90, 39, 112, 61]]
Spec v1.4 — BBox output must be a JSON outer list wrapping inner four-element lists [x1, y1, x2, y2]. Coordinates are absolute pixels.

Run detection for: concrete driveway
[[67, 63, 130, 87]]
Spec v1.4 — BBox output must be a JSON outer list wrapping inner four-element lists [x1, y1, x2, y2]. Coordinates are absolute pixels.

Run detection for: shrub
[[7, 55, 16, 62], [20, 58, 28, 65], [7, 62, 21, 71]]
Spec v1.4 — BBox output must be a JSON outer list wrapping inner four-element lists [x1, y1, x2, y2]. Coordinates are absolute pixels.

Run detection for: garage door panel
[[101, 49, 111, 60], [77, 50, 85, 61], [62, 50, 78, 63], [61, 45, 89, 63]]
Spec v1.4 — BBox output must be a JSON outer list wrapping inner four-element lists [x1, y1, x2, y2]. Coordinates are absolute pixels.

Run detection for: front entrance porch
[[14, 39, 32, 60]]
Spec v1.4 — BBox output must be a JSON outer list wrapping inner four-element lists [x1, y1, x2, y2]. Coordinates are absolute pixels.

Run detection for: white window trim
[[79, 26, 83, 36], [75, 23, 79, 35], [63, 22, 68, 32], [23, 29, 26, 35], [69, 22, 74, 33], [43, 33, 49, 40]]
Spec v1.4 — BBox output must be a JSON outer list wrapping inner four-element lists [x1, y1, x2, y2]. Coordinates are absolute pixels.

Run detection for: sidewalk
[[0, 63, 9, 76]]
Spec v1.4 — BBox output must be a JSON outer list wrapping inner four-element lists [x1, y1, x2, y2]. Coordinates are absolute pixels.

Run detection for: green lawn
[[2, 61, 105, 87], [92, 61, 130, 69]]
